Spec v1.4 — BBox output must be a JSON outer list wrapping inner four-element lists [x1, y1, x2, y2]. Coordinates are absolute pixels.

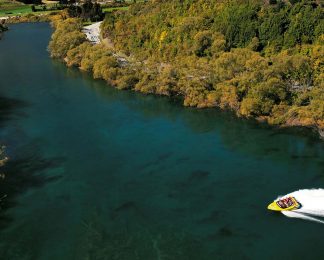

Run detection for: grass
[[102, 0, 148, 13], [0, 0, 23, 8], [102, 6, 129, 13], [0, 0, 136, 18], [0, 5, 33, 17], [0, 5, 128, 18], [0, 1, 60, 18]]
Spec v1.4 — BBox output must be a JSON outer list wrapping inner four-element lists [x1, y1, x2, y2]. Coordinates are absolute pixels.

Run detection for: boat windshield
[[277, 197, 294, 209]]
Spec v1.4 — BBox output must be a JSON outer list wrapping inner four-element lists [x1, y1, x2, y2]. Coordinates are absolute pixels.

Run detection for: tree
[[284, 3, 322, 47], [60, 0, 68, 5], [259, 7, 289, 50], [68, 0, 104, 22], [49, 18, 86, 59], [194, 31, 213, 57], [214, 3, 260, 49]]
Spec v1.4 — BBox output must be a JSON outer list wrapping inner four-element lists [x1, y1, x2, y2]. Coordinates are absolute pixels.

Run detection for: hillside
[[49, 0, 324, 136]]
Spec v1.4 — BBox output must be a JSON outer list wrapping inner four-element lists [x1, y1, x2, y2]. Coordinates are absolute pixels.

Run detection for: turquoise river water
[[0, 23, 323, 260]]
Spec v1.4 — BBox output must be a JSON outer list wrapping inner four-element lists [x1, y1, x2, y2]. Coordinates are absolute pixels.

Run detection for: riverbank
[[49, 2, 324, 139]]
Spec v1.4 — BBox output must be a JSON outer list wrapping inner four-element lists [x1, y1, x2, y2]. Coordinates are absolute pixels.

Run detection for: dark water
[[0, 23, 324, 260]]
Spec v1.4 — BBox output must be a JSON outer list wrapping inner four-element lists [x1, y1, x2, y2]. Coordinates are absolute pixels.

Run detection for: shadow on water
[[62, 64, 324, 164], [0, 96, 28, 126], [0, 139, 64, 230], [0, 95, 64, 229], [0, 31, 4, 41], [0, 145, 64, 229]]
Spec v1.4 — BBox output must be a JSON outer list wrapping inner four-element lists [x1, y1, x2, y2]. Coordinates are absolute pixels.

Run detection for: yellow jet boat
[[267, 196, 301, 211]]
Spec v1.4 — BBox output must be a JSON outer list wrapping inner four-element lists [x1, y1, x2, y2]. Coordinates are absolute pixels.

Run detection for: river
[[0, 23, 323, 260]]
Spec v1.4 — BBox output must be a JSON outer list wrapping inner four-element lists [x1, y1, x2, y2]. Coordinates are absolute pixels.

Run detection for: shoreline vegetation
[[40, 1, 324, 138]]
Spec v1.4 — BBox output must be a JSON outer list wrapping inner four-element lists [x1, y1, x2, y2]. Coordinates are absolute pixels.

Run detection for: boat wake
[[279, 189, 324, 224]]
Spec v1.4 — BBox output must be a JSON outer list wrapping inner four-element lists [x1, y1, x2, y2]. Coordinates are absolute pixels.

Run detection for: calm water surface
[[0, 23, 324, 260]]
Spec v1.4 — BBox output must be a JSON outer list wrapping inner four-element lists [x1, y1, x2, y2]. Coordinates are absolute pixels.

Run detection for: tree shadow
[[0, 96, 28, 127], [0, 148, 64, 230]]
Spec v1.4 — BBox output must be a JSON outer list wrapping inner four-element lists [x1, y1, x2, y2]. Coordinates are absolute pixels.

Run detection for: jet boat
[[267, 196, 301, 211]]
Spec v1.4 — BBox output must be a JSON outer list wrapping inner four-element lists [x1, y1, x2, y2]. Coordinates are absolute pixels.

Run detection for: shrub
[[66, 42, 91, 67], [49, 18, 86, 59]]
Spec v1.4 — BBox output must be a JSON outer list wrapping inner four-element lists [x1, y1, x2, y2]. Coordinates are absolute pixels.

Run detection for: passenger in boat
[[284, 197, 293, 207], [277, 199, 287, 208]]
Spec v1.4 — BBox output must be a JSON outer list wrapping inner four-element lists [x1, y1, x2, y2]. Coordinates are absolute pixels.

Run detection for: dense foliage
[[103, 0, 323, 58], [49, 17, 86, 59], [49, 0, 324, 134], [68, 0, 104, 22]]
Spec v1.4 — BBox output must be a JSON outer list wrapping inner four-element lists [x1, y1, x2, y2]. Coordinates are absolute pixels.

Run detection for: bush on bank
[[49, 18, 86, 59]]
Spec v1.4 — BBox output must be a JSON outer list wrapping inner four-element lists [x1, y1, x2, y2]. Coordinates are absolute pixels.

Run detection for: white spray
[[278, 189, 324, 224]]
